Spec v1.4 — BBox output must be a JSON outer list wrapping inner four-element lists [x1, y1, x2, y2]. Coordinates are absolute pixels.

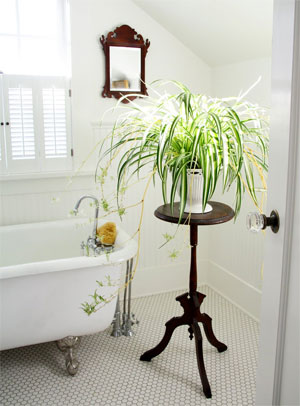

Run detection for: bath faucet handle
[[87, 235, 96, 247], [86, 235, 101, 256], [94, 246, 103, 256], [80, 241, 87, 256]]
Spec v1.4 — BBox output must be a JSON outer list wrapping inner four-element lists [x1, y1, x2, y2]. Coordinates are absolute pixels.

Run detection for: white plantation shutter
[[2, 75, 39, 173], [1, 74, 72, 174], [43, 88, 67, 158], [8, 87, 35, 160], [39, 77, 72, 172]]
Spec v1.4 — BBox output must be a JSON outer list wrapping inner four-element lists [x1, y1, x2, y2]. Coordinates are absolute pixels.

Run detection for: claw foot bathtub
[[0, 217, 137, 372]]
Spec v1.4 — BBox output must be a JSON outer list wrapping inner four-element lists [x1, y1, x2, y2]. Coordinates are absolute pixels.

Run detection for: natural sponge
[[97, 222, 117, 245]]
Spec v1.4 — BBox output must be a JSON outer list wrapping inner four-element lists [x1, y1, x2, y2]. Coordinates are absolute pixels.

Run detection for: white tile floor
[[0, 286, 259, 405]]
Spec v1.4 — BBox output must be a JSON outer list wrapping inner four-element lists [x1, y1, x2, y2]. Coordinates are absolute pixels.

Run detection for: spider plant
[[98, 81, 269, 220]]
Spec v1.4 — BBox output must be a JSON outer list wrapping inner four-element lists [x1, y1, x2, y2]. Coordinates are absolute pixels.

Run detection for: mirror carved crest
[[100, 25, 150, 103]]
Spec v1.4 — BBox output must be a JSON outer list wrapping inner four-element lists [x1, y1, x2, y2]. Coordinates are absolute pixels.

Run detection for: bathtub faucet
[[74, 195, 100, 248]]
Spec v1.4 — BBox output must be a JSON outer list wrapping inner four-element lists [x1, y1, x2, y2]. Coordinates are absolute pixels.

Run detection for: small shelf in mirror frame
[[100, 25, 150, 103]]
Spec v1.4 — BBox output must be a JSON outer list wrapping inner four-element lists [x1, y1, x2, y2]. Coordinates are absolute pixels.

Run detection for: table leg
[[191, 293, 227, 353], [200, 313, 228, 353], [140, 314, 188, 362], [191, 319, 212, 399]]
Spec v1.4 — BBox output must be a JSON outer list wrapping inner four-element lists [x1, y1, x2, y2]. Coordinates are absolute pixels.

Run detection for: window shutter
[[43, 88, 68, 158], [8, 87, 35, 160], [2, 75, 39, 173], [39, 76, 72, 172], [1, 75, 72, 174]]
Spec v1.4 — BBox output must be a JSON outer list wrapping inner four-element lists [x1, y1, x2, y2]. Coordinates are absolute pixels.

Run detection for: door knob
[[246, 210, 280, 234]]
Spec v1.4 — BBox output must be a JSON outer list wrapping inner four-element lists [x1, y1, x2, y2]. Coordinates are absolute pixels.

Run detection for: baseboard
[[131, 259, 261, 321], [206, 260, 262, 321]]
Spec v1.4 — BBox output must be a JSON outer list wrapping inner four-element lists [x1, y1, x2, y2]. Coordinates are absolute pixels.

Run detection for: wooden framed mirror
[[100, 25, 150, 103]]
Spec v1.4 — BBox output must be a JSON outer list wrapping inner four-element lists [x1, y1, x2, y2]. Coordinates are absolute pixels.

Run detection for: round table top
[[154, 202, 235, 226]]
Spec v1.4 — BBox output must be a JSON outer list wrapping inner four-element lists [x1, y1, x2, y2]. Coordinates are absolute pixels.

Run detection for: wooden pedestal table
[[140, 202, 234, 398]]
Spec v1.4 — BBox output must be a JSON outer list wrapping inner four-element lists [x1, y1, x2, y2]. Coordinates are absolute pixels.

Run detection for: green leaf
[[234, 176, 242, 218], [162, 165, 168, 204], [179, 165, 187, 221], [244, 157, 258, 205], [221, 134, 229, 191]]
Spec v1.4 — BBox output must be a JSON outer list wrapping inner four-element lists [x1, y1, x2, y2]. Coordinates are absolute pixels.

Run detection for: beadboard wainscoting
[[0, 174, 97, 226]]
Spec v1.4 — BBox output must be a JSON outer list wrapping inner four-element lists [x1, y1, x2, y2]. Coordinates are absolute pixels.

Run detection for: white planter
[[179, 169, 213, 214]]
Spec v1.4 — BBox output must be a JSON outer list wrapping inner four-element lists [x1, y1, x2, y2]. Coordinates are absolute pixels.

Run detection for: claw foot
[[56, 336, 81, 376]]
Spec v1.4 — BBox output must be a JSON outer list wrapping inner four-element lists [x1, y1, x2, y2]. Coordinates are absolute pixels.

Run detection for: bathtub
[[0, 218, 137, 354]]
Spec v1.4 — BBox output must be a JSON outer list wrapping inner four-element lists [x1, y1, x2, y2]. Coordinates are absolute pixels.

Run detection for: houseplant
[[98, 80, 268, 221], [81, 80, 268, 315]]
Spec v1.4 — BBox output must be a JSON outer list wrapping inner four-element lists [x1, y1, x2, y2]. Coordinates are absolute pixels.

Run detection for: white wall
[[0, 0, 211, 297], [211, 57, 272, 105], [207, 57, 272, 319]]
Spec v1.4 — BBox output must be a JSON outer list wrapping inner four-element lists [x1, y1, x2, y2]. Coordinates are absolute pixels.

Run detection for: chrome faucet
[[74, 195, 100, 254]]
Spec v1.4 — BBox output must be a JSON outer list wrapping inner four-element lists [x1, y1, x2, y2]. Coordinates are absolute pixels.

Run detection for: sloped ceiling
[[132, 0, 273, 67]]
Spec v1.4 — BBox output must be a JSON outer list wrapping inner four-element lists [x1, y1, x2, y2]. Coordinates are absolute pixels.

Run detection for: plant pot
[[179, 169, 213, 214]]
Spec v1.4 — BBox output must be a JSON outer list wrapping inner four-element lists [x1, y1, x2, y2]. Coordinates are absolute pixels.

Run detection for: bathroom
[[0, 0, 299, 405]]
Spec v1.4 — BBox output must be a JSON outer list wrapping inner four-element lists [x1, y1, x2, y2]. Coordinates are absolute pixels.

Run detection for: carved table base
[[140, 291, 227, 398]]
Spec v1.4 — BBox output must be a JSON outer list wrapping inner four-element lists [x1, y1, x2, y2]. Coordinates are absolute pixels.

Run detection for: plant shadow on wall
[[80, 80, 269, 315]]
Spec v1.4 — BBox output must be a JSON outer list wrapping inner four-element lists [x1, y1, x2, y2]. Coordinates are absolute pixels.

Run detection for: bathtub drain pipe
[[111, 258, 139, 337], [111, 296, 122, 337]]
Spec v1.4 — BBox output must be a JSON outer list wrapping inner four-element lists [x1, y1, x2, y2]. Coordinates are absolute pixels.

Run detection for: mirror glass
[[109, 46, 141, 91]]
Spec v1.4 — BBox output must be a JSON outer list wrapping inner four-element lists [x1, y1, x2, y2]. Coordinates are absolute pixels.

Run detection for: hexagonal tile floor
[[0, 286, 259, 405]]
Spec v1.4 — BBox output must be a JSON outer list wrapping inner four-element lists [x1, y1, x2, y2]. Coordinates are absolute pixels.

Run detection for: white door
[[255, 0, 300, 405]]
